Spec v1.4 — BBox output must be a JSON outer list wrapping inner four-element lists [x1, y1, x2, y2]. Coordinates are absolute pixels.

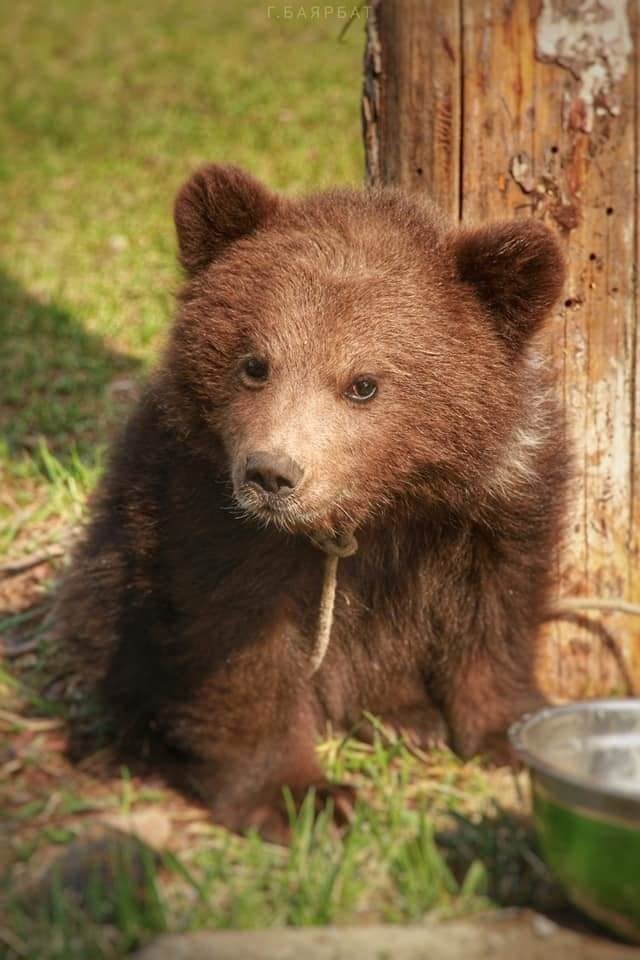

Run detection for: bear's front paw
[[354, 703, 450, 753], [309, 780, 357, 826], [244, 780, 356, 845], [469, 731, 521, 769]]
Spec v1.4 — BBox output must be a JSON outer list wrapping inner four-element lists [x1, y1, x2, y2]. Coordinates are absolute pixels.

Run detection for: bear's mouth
[[234, 482, 320, 535]]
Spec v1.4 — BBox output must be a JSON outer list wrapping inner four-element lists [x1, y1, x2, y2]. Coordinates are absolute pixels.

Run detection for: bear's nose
[[244, 451, 303, 497]]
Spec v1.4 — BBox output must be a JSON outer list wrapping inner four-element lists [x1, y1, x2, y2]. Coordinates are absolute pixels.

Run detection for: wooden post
[[363, 0, 639, 698]]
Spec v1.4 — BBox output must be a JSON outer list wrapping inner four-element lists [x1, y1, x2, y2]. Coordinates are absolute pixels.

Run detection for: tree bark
[[363, 0, 639, 698]]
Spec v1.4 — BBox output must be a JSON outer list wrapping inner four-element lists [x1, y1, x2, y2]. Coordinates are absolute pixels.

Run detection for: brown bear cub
[[57, 165, 568, 841]]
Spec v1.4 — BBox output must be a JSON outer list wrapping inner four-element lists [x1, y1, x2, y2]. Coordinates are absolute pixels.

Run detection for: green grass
[[1, 624, 559, 960], [0, 0, 364, 548], [2, 731, 556, 960], [0, 5, 563, 958]]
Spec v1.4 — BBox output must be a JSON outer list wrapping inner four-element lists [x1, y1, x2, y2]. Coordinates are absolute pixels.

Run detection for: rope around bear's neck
[[306, 535, 640, 685], [308, 530, 358, 674]]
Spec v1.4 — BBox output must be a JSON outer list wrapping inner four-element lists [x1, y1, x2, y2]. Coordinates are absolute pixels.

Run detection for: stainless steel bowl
[[510, 699, 640, 942]]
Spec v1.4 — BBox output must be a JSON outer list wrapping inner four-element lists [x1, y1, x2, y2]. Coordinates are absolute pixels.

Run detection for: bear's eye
[[345, 376, 378, 403], [240, 356, 269, 388]]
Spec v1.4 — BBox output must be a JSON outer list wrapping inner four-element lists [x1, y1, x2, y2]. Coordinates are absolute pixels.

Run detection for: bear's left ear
[[174, 164, 279, 276], [453, 219, 565, 350]]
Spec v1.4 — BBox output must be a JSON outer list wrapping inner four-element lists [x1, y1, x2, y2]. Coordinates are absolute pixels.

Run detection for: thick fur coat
[[57, 165, 568, 840]]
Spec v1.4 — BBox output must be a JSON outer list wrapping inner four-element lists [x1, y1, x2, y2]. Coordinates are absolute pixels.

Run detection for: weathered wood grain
[[363, 0, 461, 217], [363, 0, 639, 697]]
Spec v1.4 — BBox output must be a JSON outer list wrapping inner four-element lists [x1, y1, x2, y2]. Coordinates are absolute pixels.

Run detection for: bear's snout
[[244, 451, 303, 498]]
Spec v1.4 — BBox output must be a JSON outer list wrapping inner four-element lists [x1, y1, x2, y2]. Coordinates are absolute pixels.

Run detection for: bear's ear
[[174, 164, 278, 276], [453, 219, 565, 350]]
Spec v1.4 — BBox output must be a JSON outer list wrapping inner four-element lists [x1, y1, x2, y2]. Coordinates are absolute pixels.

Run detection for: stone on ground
[[134, 910, 640, 960]]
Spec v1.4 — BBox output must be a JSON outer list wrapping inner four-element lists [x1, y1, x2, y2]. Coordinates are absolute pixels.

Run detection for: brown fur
[[56, 165, 569, 842]]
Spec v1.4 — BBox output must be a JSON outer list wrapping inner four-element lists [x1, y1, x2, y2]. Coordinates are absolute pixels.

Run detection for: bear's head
[[164, 164, 564, 539]]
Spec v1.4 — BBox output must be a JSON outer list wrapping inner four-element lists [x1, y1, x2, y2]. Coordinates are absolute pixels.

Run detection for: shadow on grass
[[0, 269, 147, 834], [438, 805, 640, 942], [0, 268, 141, 463], [437, 805, 567, 913]]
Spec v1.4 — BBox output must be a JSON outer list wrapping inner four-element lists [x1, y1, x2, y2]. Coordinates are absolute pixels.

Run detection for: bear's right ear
[[452, 219, 565, 351], [174, 165, 278, 276]]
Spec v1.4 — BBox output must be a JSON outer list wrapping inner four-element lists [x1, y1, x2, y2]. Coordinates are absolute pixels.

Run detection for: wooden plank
[[631, 0, 640, 687], [537, 0, 638, 697], [461, 0, 639, 698], [363, 0, 461, 217], [460, 0, 538, 222], [364, 0, 639, 697]]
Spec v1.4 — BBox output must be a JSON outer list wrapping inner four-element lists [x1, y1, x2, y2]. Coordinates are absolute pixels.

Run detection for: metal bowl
[[510, 699, 640, 942]]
